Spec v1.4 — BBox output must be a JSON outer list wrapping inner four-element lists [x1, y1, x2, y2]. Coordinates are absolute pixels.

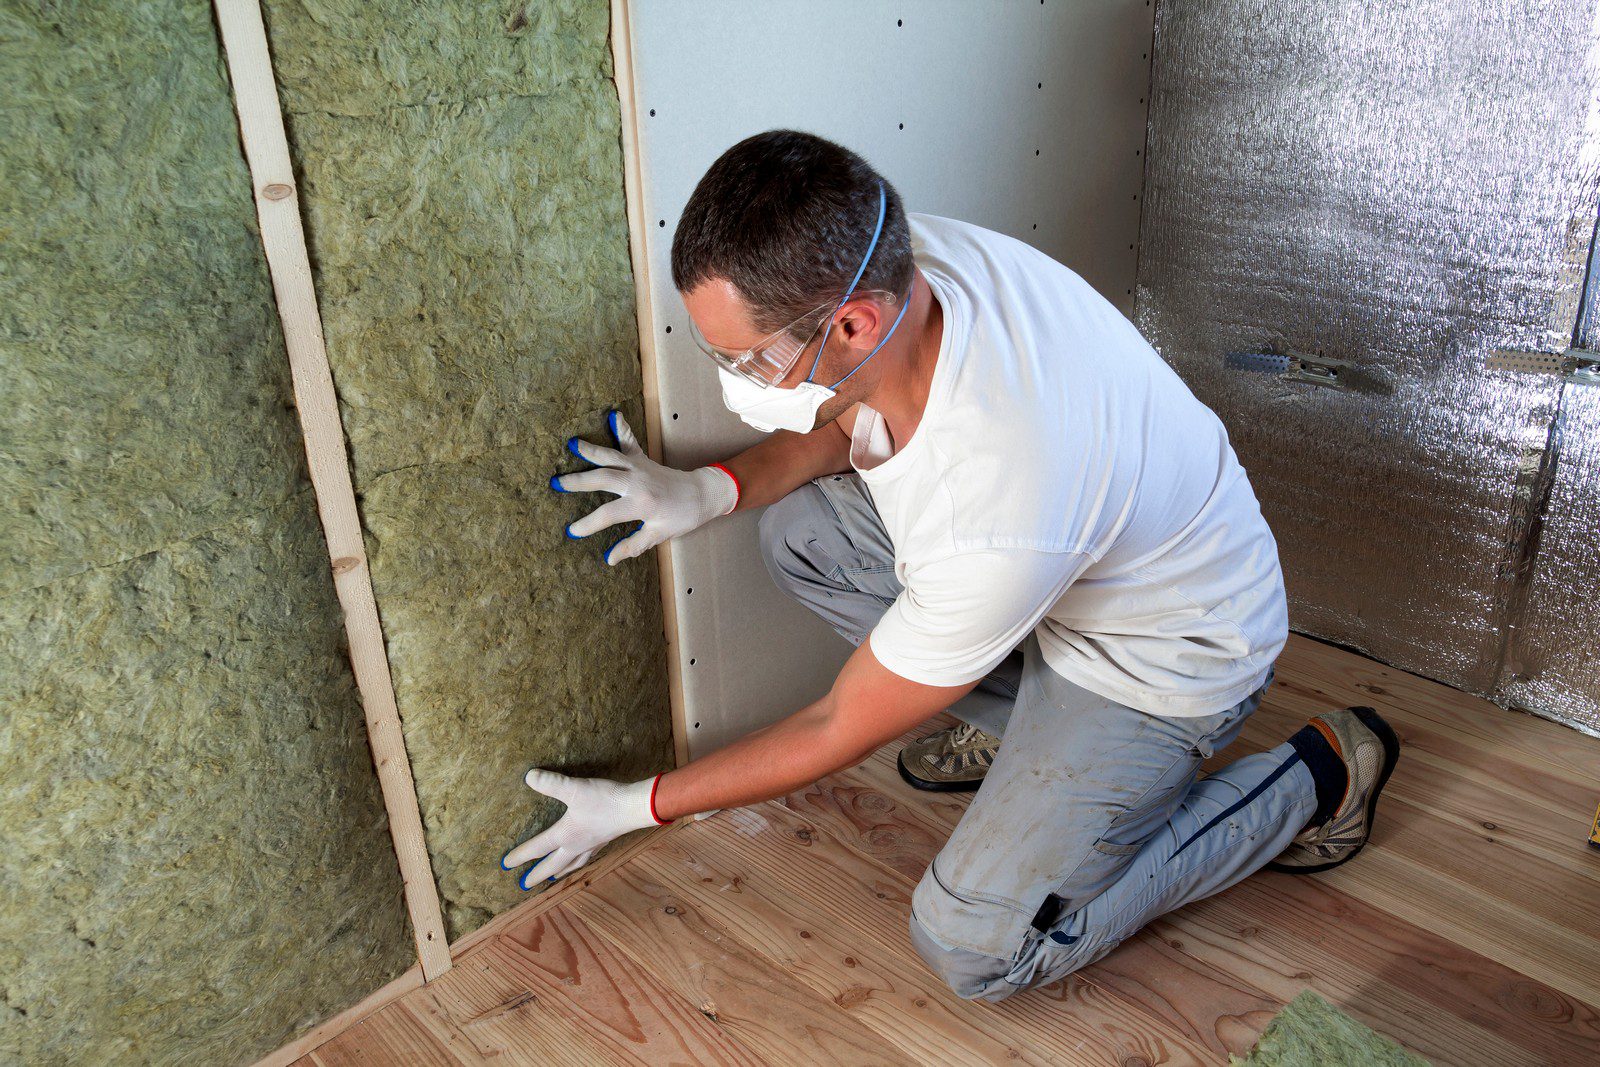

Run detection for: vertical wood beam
[[610, 0, 691, 768], [212, 0, 452, 980]]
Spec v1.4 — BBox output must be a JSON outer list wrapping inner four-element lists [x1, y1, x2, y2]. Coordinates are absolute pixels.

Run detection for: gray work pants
[[759, 473, 1317, 1001]]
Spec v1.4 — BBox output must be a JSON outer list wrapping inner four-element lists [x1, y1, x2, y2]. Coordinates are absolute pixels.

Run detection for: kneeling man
[[502, 130, 1399, 1000]]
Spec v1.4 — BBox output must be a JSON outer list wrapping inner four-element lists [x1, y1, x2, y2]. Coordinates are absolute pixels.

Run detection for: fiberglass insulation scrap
[[262, 0, 672, 936], [0, 1, 413, 1062], [1231, 991, 1431, 1066]]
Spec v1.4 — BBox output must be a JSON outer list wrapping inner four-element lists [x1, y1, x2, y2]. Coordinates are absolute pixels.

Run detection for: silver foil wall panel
[[1138, 1, 1600, 714], [1502, 383, 1600, 732]]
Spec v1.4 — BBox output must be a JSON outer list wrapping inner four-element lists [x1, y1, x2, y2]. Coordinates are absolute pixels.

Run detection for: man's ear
[[838, 300, 883, 348]]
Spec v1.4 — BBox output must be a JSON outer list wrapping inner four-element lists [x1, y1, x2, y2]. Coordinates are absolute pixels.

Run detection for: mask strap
[[805, 182, 889, 384], [828, 295, 910, 389]]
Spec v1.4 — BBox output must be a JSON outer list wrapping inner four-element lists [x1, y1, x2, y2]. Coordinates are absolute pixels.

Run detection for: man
[[502, 130, 1400, 1000]]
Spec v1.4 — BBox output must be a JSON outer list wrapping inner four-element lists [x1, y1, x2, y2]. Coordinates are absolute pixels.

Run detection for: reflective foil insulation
[[1137, 1, 1600, 733]]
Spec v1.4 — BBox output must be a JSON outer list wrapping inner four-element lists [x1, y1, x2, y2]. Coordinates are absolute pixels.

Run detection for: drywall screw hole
[[658, 219, 665, 227], [898, 122, 904, 130], [897, 18, 902, 27], [693, 721, 701, 729], [686, 587, 693, 594], [671, 413, 679, 420], [689, 657, 697, 665], [1038, 82, 1043, 89], [664, 325, 672, 333], [1032, 223, 1038, 230], [1035, 149, 1040, 156], [649, 108, 656, 116]]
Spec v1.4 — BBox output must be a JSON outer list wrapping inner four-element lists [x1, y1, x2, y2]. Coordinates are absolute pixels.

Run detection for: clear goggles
[[688, 289, 901, 388]]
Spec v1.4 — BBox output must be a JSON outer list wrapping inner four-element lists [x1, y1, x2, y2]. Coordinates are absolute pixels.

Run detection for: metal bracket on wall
[[1225, 350, 1357, 391], [1487, 346, 1600, 385]]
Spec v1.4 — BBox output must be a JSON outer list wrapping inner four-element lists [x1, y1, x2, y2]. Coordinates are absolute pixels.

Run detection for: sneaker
[[897, 722, 1002, 792], [1268, 706, 1401, 874]]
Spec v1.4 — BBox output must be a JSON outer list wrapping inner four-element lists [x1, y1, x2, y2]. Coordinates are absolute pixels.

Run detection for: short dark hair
[[671, 130, 914, 336]]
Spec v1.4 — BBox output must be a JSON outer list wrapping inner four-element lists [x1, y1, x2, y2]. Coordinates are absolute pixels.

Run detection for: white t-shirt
[[859, 214, 1288, 717]]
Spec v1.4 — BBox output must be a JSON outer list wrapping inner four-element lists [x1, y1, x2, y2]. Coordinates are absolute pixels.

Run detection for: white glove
[[501, 770, 669, 888], [556, 411, 737, 565]]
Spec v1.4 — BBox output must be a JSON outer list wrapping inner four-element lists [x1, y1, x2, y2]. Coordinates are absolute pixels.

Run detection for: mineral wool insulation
[[262, 0, 674, 936], [0, 2, 412, 1064]]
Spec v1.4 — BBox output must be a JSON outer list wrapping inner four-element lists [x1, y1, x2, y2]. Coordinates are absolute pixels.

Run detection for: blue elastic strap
[[805, 182, 909, 388]]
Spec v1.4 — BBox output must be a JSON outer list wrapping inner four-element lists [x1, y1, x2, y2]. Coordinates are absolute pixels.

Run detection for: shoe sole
[[1266, 705, 1401, 875], [896, 749, 985, 793]]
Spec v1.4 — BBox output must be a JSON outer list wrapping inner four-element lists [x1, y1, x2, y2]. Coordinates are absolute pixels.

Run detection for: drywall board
[[1501, 382, 1600, 735], [261, 0, 674, 937], [0, 2, 413, 1062], [1137, 1, 1600, 697], [622, 0, 1154, 757]]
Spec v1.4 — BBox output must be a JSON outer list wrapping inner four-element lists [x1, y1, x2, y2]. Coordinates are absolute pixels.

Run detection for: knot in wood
[[261, 182, 295, 201], [331, 556, 361, 574]]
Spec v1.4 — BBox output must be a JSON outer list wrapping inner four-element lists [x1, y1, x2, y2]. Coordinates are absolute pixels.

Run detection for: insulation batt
[[261, 0, 673, 936], [0, 2, 413, 1061], [1138, 0, 1600, 732], [1230, 990, 1431, 1066]]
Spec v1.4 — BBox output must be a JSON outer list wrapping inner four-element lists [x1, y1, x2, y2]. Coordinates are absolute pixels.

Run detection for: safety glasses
[[689, 290, 900, 388]]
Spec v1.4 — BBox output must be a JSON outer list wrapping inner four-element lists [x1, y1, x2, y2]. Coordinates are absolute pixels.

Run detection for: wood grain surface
[[289, 634, 1600, 1066]]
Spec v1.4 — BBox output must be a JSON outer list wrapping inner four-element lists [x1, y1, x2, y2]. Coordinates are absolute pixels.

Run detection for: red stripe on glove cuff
[[648, 773, 673, 825], [709, 463, 740, 512]]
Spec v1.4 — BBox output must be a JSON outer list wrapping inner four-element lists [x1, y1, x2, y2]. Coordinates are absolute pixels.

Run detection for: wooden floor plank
[[279, 635, 1600, 1067], [564, 860, 919, 1067], [850, 734, 1600, 1066], [680, 801, 1218, 1065], [491, 907, 766, 1066], [397, 949, 616, 1067], [630, 827, 1058, 1065], [306, 999, 469, 1067], [1172, 874, 1600, 1065], [1269, 636, 1597, 788]]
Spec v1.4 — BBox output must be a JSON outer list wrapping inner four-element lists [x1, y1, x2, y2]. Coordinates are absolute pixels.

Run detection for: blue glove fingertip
[[549, 474, 565, 493], [500, 851, 514, 870], [607, 409, 621, 444], [566, 436, 584, 459], [566, 523, 582, 541]]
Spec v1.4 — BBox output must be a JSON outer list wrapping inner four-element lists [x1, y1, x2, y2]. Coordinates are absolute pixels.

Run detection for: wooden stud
[[609, 0, 691, 768], [212, 0, 451, 980]]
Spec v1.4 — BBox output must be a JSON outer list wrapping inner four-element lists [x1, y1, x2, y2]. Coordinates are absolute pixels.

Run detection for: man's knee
[[908, 909, 1014, 1002]]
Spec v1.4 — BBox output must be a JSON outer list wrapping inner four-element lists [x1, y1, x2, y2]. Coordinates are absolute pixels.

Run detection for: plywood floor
[[293, 636, 1600, 1066]]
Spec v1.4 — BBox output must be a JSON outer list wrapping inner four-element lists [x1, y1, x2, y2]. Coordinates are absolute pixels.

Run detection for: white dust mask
[[717, 368, 836, 434], [715, 181, 910, 435]]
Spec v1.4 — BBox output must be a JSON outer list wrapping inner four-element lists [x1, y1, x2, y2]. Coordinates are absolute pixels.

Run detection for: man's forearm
[[651, 697, 867, 820], [720, 422, 852, 511], [650, 641, 981, 821]]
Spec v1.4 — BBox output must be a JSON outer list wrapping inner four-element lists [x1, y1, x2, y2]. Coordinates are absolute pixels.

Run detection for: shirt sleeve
[[867, 548, 1094, 687]]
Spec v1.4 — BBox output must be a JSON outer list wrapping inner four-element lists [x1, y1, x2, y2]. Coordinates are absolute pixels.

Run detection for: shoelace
[[950, 722, 995, 748]]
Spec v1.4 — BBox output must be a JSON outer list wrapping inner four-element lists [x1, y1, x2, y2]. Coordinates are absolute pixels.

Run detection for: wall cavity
[[260, 0, 673, 936], [0, 2, 413, 1063], [1138, 0, 1600, 730]]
